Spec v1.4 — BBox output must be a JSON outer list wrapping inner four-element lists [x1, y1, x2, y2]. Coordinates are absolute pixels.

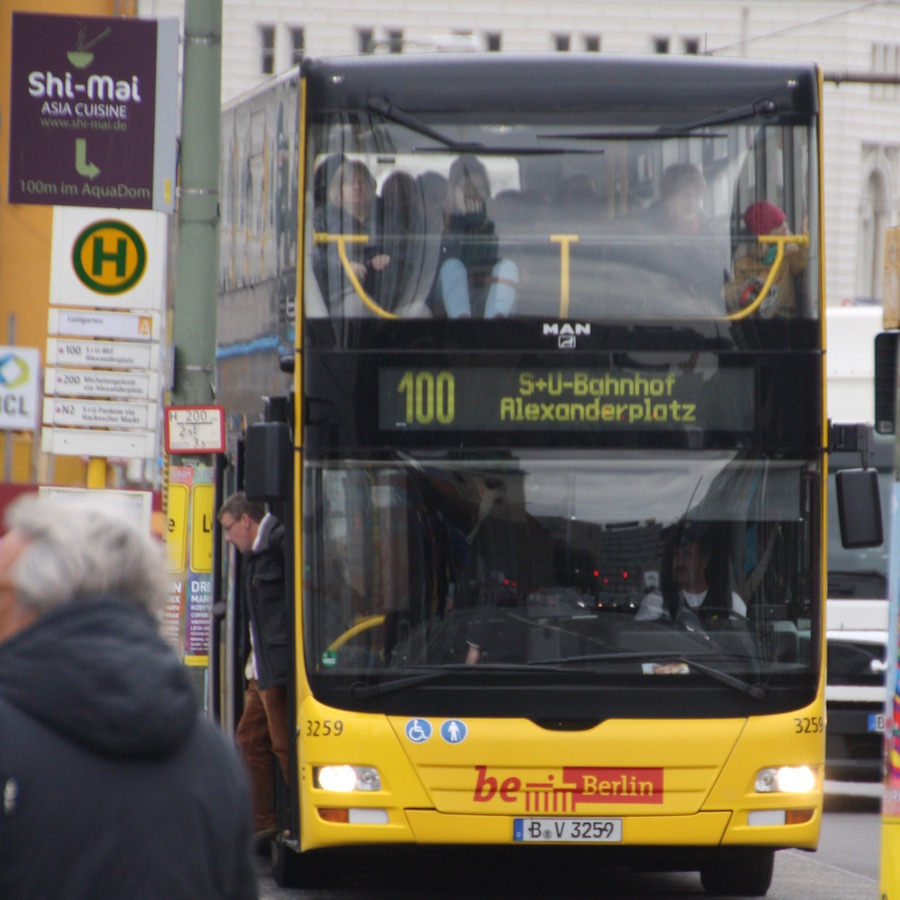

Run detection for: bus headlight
[[315, 765, 381, 792], [755, 765, 816, 793]]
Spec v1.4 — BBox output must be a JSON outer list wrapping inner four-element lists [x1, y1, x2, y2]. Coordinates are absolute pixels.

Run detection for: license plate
[[513, 817, 622, 843]]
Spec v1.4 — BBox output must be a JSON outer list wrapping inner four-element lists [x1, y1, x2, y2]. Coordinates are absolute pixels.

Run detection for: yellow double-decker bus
[[213, 53, 877, 895]]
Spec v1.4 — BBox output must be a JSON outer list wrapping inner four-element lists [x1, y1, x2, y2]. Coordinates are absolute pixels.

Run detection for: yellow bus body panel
[[297, 696, 823, 852]]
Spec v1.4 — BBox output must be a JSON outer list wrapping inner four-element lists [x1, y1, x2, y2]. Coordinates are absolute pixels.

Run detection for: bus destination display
[[378, 366, 755, 432]]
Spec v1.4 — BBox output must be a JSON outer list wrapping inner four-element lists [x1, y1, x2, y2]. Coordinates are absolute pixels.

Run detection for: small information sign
[[49, 308, 158, 341], [42, 397, 156, 429], [46, 337, 159, 369], [44, 366, 159, 401], [164, 405, 225, 455]]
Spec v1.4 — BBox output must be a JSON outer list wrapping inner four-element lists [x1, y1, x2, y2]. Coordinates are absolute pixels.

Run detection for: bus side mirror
[[244, 421, 292, 501], [835, 468, 884, 549]]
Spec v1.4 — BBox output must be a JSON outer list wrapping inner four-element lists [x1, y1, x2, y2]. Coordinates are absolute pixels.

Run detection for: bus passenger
[[645, 163, 708, 236], [726, 201, 808, 318], [637, 163, 725, 303], [312, 155, 392, 316], [556, 171, 602, 210], [431, 154, 519, 318], [636, 521, 746, 623], [374, 170, 427, 313]]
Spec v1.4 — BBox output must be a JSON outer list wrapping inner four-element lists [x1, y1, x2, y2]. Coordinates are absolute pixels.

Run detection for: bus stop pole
[[169, 0, 222, 705], [172, 0, 221, 410]]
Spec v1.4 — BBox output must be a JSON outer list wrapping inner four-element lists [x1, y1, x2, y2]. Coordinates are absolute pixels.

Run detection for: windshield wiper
[[537, 130, 726, 141], [413, 146, 600, 156], [349, 669, 452, 700], [543, 99, 777, 141], [367, 95, 482, 150], [660, 98, 778, 132], [528, 650, 765, 699], [679, 656, 766, 699], [349, 661, 577, 699], [351, 651, 765, 700]]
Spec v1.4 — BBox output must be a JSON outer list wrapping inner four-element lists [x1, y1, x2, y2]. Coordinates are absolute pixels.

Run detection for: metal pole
[[172, 0, 221, 408], [170, 0, 222, 707]]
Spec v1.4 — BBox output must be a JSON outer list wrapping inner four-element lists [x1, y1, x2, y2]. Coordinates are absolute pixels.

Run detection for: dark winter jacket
[[0, 598, 258, 900], [241, 515, 288, 689]]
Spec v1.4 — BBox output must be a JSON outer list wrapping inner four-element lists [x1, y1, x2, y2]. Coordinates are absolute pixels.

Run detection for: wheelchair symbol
[[405, 718, 433, 743]]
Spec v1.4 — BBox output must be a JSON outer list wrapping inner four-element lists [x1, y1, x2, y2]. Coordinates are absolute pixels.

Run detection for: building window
[[653, 37, 670, 54], [872, 43, 900, 101], [683, 37, 700, 55], [290, 27, 305, 66], [486, 32, 501, 52], [388, 29, 404, 54], [358, 28, 375, 55], [858, 167, 889, 301], [555, 34, 570, 52], [584, 35, 601, 52], [260, 25, 275, 75]]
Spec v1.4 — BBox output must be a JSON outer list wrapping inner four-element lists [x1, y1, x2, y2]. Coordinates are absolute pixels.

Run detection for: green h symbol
[[92, 236, 127, 277]]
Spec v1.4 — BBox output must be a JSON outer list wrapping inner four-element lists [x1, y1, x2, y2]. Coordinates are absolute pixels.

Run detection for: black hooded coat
[[0, 598, 258, 899]]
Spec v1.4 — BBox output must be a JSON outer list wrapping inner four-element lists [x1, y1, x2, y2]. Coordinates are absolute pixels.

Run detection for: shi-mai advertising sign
[[7, 12, 178, 212]]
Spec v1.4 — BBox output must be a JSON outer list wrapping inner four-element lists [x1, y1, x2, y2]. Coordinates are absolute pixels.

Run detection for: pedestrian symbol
[[440, 720, 468, 744], [405, 719, 433, 743]]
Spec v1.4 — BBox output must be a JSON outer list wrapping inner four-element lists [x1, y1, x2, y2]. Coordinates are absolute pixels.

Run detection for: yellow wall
[[0, 1, 126, 484]]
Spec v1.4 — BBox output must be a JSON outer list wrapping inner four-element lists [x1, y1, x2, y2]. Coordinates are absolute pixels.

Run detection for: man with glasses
[[218, 491, 289, 851]]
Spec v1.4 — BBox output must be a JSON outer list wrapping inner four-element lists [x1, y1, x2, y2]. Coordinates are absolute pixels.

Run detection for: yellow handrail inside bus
[[326, 615, 386, 652], [313, 232, 400, 319], [727, 233, 810, 321], [551, 234, 580, 318]]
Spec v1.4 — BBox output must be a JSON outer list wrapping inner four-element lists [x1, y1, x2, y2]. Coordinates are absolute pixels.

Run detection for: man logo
[[72, 220, 147, 295], [543, 322, 590, 349]]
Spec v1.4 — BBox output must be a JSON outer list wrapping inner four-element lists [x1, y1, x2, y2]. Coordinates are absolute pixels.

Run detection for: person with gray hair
[[0, 493, 258, 899]]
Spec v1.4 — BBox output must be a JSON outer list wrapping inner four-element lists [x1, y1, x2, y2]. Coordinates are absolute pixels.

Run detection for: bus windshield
[[304, 450, 816, 710], [305, 115, 817, 323]]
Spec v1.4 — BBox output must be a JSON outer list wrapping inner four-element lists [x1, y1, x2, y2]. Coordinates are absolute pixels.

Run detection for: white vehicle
[[826, 306, 889, 781]]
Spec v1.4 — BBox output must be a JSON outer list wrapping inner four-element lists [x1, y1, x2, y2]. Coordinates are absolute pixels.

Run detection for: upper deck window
[[305, 108, 817, 324]]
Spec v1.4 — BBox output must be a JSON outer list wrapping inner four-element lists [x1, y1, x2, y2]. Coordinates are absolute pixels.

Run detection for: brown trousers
[[235, 680, 290, 833]]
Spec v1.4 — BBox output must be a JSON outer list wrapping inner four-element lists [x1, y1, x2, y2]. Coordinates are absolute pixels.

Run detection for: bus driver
[[636, 521, 746, 623]]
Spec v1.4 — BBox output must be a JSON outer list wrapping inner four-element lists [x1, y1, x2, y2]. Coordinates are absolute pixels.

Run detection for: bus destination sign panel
[[378, 366, 755, 433]]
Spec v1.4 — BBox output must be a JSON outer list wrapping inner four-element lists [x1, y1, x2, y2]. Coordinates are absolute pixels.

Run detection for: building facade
[[140, 0, 900, 310], [3, 0, 899, 487]]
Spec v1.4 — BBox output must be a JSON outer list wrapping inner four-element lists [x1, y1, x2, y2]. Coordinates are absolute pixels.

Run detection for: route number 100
[[397, 371, 455, 425]]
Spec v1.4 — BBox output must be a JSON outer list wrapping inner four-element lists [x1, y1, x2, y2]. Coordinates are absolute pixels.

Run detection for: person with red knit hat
[[725, 200, 808, 317], [744, 200, 786, 237]]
